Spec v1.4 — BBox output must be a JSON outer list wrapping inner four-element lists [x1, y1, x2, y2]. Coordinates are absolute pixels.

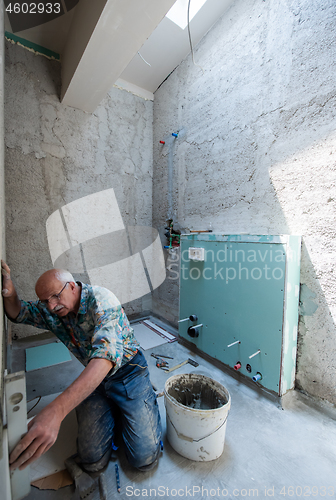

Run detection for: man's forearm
[[9, 357, 114, 470], [1, 261, 21, 319], [3, 292, 21, 320], [49, 358, 113, 420]]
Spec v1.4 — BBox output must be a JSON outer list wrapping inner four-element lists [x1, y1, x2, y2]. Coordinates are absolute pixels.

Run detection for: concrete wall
[[5, 40, 154, 338], [0, 0, 6, 467], [153, 0, 336, 403]]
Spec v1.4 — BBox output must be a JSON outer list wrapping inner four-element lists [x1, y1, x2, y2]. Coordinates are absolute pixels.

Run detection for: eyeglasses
[[39, 282, 69, 305]]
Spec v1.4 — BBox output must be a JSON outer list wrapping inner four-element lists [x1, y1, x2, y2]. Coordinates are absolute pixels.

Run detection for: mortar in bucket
[[164, 373, 231, 461]]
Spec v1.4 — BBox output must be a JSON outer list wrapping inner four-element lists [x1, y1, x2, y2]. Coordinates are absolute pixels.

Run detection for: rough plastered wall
[[5, 41, 153, 338], [153, 0, 336, 403]]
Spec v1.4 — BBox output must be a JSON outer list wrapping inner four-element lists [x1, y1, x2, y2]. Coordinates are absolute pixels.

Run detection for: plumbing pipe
[[178, 315, 198, 323], [249, 349, 261, 359], [167, 149, 173, 218], [252, 373, 262, 382], [190, 230, 213, 233], [227, 340, 240, 348], [187, 323, 203, 338], [187, 326, 200, 338]]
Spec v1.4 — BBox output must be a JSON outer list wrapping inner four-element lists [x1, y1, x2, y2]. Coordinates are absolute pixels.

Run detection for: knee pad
[[132, 442, 161, 471], [80, 448, 112, 473]]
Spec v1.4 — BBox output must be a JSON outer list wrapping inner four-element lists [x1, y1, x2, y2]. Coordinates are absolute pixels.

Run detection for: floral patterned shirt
[[13, 282, 140, 374]]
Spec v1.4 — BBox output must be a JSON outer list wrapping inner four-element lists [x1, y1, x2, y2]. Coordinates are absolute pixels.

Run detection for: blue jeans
[[75, 350, 162, 472]]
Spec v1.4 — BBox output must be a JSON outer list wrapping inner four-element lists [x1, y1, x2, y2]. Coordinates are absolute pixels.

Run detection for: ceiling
[[4, 0, 234, 111]]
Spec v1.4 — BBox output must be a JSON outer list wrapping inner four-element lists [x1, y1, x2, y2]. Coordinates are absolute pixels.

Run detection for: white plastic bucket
[[164, 373, 231, 462]]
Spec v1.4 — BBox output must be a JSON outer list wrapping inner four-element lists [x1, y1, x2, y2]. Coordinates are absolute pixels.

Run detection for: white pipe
[[249, 350, 261, 359], [227, 341, 240, 348]]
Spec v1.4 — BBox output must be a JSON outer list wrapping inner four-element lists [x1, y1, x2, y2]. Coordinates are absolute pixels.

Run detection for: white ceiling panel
[[119, 0, 235, 94]]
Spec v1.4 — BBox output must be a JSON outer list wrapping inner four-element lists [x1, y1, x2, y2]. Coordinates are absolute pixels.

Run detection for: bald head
[[35, 269, 81, 316], [35, 269, 75, 296]]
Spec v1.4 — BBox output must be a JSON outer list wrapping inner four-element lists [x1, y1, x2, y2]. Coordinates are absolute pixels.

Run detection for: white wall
[[153, 0, 336, 403]]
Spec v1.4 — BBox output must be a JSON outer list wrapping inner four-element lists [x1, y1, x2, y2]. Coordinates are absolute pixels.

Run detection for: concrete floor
[[11, 322, 336, 500]]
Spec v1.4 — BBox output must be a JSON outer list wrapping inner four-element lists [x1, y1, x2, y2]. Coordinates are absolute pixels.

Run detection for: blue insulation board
[[26, 342, 71, 372]]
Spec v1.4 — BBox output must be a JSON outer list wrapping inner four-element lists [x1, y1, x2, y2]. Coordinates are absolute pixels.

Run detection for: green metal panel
[[179, 235, 301, 396]]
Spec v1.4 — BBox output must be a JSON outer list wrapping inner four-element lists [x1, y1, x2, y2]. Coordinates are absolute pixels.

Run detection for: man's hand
[[1, 260, 16, 298], [9, 358, 113, 470], [9, 404, 63, 470], [1, 260, 22, 319]]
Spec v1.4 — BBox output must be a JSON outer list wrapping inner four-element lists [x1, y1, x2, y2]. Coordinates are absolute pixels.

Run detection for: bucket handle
[[166, 411, 229, 443]]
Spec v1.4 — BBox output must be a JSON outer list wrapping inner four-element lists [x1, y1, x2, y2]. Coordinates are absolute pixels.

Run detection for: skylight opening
[[166, 0, 208, 30]]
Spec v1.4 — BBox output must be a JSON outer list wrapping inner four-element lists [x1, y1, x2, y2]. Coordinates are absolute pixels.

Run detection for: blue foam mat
[[26, 342, 72, 372]]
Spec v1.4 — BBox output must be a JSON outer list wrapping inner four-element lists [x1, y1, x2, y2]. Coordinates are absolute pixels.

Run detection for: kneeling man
[[1, 261, 161, 473]]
